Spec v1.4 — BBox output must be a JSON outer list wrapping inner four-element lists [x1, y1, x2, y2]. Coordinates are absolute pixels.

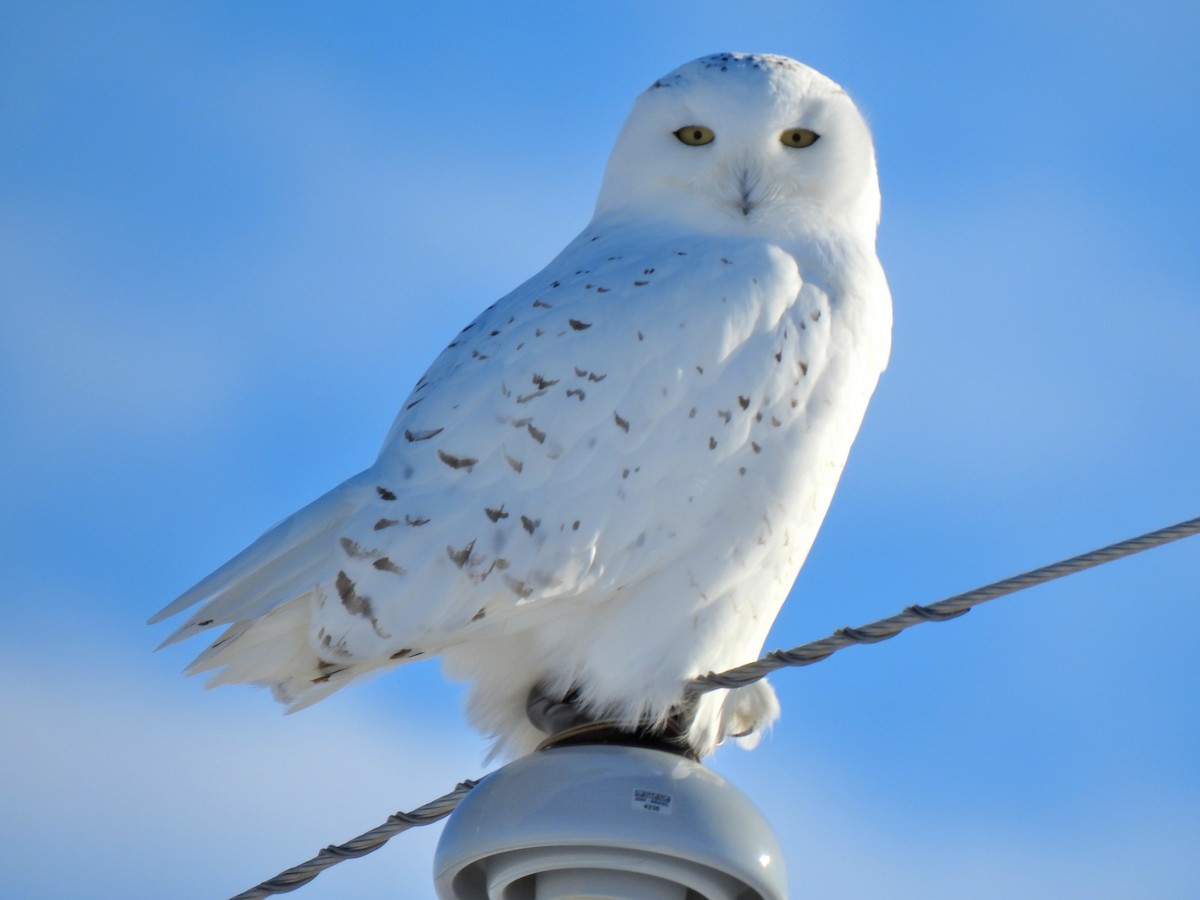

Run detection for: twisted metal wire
[[229, 780, 478, 899], [229, 514, 1200, 898], [691, 514, 1200, 692]]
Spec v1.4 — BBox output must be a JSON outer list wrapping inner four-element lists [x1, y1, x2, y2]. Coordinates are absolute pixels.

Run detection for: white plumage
[[152, 52, 891, 759]]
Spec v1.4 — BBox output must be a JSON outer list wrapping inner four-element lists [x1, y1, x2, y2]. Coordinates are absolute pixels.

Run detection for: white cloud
[[0, 614, 486, 900]]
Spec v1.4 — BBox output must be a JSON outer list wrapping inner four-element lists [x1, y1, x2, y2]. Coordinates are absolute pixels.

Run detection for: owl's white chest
[[422, 224, 889, 742]]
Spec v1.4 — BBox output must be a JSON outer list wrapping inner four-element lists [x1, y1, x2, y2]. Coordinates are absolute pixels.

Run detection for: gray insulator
[[433, 744, 785, 900]]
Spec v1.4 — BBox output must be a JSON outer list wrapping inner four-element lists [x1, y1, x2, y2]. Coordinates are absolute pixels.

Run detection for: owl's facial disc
[[594, 53, 881, 238]]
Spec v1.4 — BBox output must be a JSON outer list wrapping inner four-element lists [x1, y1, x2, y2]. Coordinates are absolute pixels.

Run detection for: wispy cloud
[[1, 611, 486, 899]]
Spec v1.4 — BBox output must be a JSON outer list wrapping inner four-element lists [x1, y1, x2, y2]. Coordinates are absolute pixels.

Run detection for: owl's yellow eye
[[780, 128, 820, 148], [674, 125, 715, 146]]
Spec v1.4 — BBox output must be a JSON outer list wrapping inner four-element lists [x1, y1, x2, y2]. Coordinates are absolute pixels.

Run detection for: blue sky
[[3, 2, 1199, 897]]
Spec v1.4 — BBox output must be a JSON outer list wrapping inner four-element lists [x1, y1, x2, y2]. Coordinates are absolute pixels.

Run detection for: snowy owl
[[152, 52, 891, 759]]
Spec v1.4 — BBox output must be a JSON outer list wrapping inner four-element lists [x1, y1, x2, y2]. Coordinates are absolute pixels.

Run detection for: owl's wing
[[151, 225, 840, 706]]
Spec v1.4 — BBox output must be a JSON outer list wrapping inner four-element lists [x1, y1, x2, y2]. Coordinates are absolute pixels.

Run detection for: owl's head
[[594, 53, 881, 243]]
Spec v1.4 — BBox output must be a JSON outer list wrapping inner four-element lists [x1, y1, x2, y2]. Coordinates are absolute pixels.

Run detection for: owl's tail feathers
[[149, 473, 371, 648], [179, 592, 378, 708], [147, 472, 386, 707]]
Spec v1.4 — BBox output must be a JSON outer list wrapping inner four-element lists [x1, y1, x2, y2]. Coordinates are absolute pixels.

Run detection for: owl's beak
[[734, 166, 760, 217]]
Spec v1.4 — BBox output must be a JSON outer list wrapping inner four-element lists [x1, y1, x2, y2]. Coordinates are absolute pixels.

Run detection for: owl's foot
[[525, 683, 699, 759]]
